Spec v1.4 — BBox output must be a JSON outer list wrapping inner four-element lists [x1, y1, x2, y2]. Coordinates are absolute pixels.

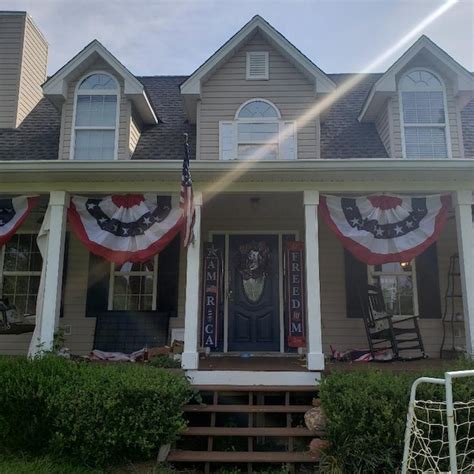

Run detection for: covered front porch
[[1, 160, 474, 386]]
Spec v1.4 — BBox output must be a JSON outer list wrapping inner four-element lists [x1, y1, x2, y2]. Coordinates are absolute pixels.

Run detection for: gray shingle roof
[[0, 98, 59, 161], [133, 76, 196, 160], [321, 74, 388, 159], [0, 73, 472, 161]]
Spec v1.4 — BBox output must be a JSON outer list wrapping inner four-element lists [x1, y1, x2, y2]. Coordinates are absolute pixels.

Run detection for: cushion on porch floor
[[93, 311, 170, 353]]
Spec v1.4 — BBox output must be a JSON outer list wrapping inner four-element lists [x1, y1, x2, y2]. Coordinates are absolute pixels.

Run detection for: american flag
[[180, 133, 195, 247]]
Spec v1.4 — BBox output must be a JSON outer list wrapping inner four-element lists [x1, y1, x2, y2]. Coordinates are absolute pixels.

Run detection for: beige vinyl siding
[[129, 113, 142, 157], [391, 60, 463, 159], [58, 56, 131, 160], [199, 32, 319, 160], [61, 233, 96, 354], [375, 99, 392, 156], [0, 13, 25, 128], [16, 15, 47, 126]]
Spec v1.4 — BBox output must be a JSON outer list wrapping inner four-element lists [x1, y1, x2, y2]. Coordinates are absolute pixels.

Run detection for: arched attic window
[[219, 99, 296, 160], [399, 69, 449, 159], [73, 73, 119, 160]]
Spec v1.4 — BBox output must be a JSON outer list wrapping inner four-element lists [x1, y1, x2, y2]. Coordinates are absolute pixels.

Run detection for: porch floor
[[198, 355, 452, 373]]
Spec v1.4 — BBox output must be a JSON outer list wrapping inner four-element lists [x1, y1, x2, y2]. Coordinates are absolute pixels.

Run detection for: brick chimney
[[0, 11, 48, 128]]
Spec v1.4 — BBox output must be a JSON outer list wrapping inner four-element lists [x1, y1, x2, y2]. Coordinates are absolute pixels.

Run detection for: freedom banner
[[0, 196, 38, 247], [319, 194, 451, 264], [68, 194, 183, 264], [285, 241, 306, 348], [201, 244, 222, 348]]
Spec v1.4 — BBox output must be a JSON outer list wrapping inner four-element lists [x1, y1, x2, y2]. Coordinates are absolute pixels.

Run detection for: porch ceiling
[[1, 159, 474, 193]]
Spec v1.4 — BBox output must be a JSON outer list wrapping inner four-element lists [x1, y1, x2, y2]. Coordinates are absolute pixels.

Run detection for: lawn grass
[[0, 455, 101, 474], [0, 456, 183, 474]]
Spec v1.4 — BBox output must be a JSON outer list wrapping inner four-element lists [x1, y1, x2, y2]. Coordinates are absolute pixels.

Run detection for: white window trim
[[246, 51, 269, 80], [368, 260, 419, 318], [70, 70, 121, 161], [107, 255, 159, 311], [234, 98, 281, 120], [0, 232, 42, 315], [399, 67, 452, 160], [219, 99, 296, 161]]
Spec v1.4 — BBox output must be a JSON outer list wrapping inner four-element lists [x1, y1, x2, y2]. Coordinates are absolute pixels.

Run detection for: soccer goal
[[402, 370, 474, 473]]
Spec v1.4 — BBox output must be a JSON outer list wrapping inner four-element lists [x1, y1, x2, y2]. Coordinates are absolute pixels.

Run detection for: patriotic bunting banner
[[68, 194, 183, 264], [319, 194, 451, 265], [0, 196, 38, 247]]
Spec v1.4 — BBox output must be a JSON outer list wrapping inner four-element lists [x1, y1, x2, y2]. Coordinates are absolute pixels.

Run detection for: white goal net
[[402, 370, 474, 474]]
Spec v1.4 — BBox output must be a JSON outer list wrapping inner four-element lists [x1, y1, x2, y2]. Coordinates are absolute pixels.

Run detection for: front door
[[228, 234, 280, 352]]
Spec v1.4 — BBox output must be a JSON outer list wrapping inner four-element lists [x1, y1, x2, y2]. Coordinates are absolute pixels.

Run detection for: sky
[[1, 0, 473, 77]]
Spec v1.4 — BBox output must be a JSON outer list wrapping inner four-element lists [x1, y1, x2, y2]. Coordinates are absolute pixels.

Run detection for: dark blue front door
[[228, 234, 280, 352]]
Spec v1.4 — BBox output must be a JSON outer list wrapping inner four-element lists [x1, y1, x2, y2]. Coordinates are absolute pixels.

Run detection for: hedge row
[[0, 356, 193, 467], [319, 359, 474, 473]]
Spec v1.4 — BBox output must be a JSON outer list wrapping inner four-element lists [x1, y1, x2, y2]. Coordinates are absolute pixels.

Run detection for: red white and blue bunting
[[0, 196, 38, 247], [319, 194, 451, 264], [68, 194, 183, 264]]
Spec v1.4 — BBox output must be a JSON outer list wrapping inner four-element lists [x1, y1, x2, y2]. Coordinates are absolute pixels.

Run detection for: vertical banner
[[201, 243, 222, 348], [285, 241, 306, 348]]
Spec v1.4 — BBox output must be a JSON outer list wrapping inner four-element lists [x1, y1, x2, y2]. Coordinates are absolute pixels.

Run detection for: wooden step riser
[[184, 404, 314, 413], [194, 385, 318, 392], [168, 450, 320, 463], [183, 427, 323, 437]]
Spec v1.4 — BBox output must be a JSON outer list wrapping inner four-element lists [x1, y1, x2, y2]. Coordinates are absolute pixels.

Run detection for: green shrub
[[319, 359, 474, 473], [0, 356, 192, 467]]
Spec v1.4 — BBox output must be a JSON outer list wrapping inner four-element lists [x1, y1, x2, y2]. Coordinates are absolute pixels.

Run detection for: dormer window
[[72, 73, 119, 160], [219, 99, 296, 160], [400, 69, 448, 159]]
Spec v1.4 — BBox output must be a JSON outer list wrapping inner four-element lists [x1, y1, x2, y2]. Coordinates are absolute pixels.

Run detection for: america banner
[[201, 244, 222, 348], [319, 194, 451, 264], [0, 196, 39, 247], [285, 241, 306, 348], [68, 194, 183, 264]]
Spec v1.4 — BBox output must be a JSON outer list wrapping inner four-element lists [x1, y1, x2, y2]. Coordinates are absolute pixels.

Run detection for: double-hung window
[[400, 69, 448, 159], [73, 73, 119, 160], [0, 234, 42, 316], [368, 261, 417, 316], [219, 99, 296, 160], [108, 256, 158, 311]]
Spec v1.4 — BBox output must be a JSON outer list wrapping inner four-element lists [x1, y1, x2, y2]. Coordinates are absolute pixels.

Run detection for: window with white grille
[[399, 69, 449, 159], [72, 73, 119, 160], [246, 51, 269, 80], [219, 99, 296, 160]]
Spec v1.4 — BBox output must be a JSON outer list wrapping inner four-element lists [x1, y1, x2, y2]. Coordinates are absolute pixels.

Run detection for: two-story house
[[1, 12, 474, 390]]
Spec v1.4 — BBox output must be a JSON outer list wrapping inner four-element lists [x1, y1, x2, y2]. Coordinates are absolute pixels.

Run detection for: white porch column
[[182, 191, 203, 370], [33, 191, 69, 354], [454, 190, 474, 356], [303, 190, 324, 371]]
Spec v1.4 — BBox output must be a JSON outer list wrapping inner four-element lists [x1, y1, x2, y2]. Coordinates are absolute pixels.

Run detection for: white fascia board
[[359, 36, 474, 122], [3, 159, 474, 176], [180, 15, 336, 97]]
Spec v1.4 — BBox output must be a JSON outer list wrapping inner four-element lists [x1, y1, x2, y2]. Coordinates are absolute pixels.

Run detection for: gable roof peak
[[43, 39, 157, 124], [359, 34, 474, 121], [180, 14, 335, 119]]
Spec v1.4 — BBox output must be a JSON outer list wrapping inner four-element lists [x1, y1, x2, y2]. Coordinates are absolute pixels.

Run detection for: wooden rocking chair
[[362, 285, 426, 360]]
